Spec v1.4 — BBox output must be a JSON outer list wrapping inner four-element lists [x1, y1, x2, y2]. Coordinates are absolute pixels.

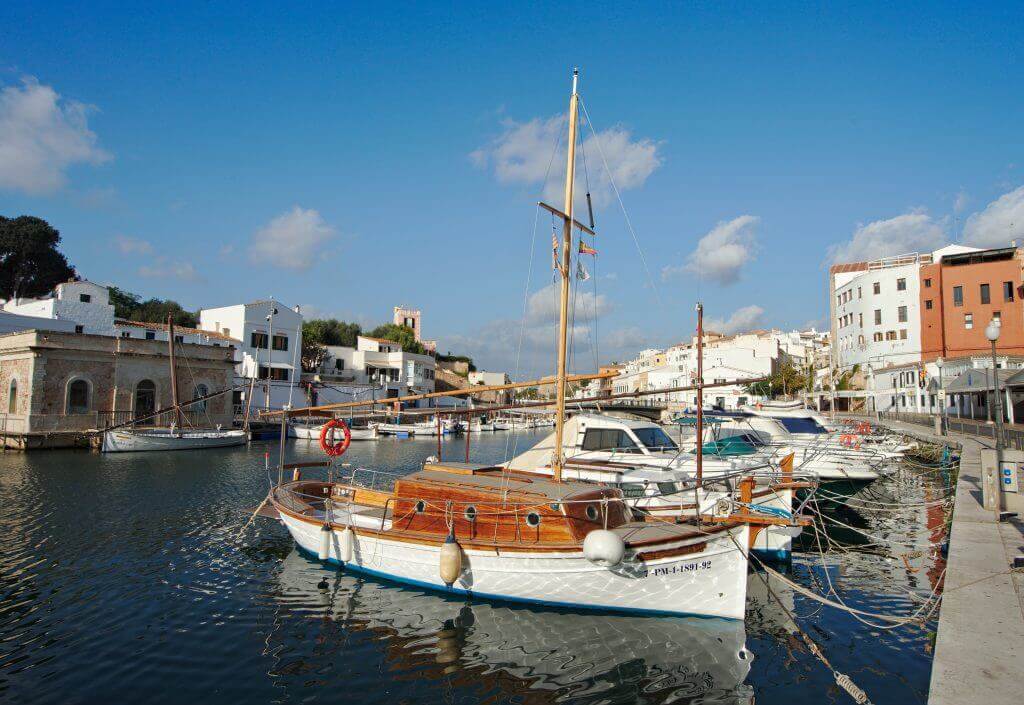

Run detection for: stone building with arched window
[[0, 328, 237, 449]]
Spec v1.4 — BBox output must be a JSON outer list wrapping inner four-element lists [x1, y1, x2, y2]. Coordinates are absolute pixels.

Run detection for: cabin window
[[633, 426, 678, 452], [464, 506, 477, 522], [620, 484, 645, 498], [657, 482, 679, 496], [585, 505, 599, 521], [414, 500, 425, 513], [74, 325, 84, 334], [580, 428, 641, 453], [66, 379, 90, 414], [525, 512, 541, 527], [7, 379, 16, 414], [145, 330, 156, 340]]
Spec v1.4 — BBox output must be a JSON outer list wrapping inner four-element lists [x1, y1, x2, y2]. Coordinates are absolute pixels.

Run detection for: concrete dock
[[869, 418, 1024, 704]]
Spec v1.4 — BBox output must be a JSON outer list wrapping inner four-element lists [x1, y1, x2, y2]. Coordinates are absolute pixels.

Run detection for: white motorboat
[[102, 427, 247, 452], [506, 413, 807, 559]]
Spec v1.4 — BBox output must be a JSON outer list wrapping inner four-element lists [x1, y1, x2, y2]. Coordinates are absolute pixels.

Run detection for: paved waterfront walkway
[[866, 418, 1024, 705]]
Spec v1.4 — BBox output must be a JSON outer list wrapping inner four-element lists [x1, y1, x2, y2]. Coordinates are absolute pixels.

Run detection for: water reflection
[[267, 550, 754, 704]]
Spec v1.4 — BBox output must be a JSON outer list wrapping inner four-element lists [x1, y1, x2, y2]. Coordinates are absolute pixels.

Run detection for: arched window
[[135, 380, 156, 417], [66, 379, 90, 414], [193, 383, 209, 412], [8, 379, 17, 414]]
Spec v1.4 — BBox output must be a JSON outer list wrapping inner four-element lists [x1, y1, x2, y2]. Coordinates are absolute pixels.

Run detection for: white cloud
[[138, 258, 201, 282], [963, 186, 1024, 248], [526, 283, 610, 324], [705, 305, 765, 335], [0, 76, 111, 194], [827, 210, 947, 264], [250, 207, 336, 271], [472, 113, 661, 207], [954, 189, 970, 214], [663, 215, 759, 285], [112, 236, 153, 255]]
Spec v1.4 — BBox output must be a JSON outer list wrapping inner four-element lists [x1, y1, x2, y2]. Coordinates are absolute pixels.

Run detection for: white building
[[830, 246, 980, 373], [198, 300, 303, 411], [3, 280, 118, 336], [303, 335, 436, 408]]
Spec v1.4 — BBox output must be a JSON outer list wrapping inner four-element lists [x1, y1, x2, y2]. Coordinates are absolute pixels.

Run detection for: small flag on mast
[[578, 241, 597, 256], [576, 260, 590, 281], [552, 232, 560, 269]]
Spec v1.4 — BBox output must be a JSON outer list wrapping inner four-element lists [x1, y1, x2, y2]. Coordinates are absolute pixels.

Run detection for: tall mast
[[552, 68, 580, 483], [167, 315, 183, 429], [695, 302, 704, 484]]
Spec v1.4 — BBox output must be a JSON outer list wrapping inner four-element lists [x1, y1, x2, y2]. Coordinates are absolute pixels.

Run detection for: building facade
[[0, 330, 236, 448], [198, 300, 303, 411]]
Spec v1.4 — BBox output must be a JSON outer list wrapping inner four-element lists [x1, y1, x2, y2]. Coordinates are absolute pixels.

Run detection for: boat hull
[[278, 511, 750, 620], [289, 424, 378, 440], [101, 428, 248, 452]]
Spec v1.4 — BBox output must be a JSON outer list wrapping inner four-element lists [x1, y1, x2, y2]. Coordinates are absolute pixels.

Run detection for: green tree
[[0, 216, 76, 299], [301, 339, 328, 372], [367, 323, 426, 355], [303, 319, 361, 348], [744, 362, 808, 398], [108, 286, 141, 319]]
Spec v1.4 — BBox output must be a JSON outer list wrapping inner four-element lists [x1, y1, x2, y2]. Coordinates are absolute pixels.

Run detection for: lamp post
[[937, 356, 945, 435], [986, 319, 1003, 470]]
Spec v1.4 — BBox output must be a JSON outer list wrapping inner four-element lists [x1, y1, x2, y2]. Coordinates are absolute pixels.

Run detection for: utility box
[[980, 448, 1024, 515]]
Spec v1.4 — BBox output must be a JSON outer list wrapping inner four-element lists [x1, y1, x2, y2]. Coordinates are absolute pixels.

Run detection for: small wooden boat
[[271, 461, 752, 619], [102, 427, 247, 452], [290, 421, 379, 441]]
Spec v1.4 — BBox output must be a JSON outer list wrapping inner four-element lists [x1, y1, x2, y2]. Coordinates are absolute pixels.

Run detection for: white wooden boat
[[289, 421, 378, 440], [271, 462, 752, 619], [102, 427, 247, 452]]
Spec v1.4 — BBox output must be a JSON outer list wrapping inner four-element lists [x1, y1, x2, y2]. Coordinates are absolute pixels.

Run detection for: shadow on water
[[0, 433, 944, 704]]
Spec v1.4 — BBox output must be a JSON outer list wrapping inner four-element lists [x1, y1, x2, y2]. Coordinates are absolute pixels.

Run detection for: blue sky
[[2, 2, 1022, 376]]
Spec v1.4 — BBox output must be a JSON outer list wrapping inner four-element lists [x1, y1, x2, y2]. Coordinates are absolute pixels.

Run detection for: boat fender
[[292, 468, 301, 482], [583, 529, 626, 567], [439, 531, 463, 587], [318, 524, 331, 561], [339, 527, 354, 563]]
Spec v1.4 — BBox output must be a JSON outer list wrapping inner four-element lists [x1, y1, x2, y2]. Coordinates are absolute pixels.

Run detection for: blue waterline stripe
[[295, 545, 738, 621]]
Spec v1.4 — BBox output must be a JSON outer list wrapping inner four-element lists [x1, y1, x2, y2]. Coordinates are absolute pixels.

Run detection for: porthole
[[525, 512, 541, 527], [585, 505, 599, 521], [415, 500, 426, 513], [464, 505, 477, 522]]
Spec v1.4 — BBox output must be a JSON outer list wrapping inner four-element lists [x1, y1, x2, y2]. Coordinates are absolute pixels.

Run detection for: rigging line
[[504, 111, 567, 467], [579, 96, 665, 312]]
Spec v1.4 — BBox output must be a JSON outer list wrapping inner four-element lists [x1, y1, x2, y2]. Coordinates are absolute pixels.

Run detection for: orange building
[[920, 247, 1024, 361]]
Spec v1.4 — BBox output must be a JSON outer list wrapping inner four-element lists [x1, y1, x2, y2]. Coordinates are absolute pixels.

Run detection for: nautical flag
[[578, 241, 598, 256], [576, 260, 590, 281], [552, 232, 559, 269]]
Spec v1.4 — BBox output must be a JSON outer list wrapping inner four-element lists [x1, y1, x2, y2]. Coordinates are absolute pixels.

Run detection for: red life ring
[[319, 419, 352, 457]]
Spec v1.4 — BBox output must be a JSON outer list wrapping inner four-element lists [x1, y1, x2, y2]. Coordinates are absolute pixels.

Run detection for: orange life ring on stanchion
[[319, 419, 352, 457]]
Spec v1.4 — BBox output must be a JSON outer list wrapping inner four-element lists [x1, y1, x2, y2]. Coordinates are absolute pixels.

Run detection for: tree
[[303, 319, 361, 348], [107, 286, 198, 327], [108, 286, 141, 319], [301, 339, 328, 372], [367, 323, 426, 355], [744, 362, 808, 399], [0, 216, 75, 300]]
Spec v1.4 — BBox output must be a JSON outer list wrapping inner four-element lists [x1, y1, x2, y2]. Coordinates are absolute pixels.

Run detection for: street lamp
[[986, 319, 1003, 469], [936, 356, 945, 435]]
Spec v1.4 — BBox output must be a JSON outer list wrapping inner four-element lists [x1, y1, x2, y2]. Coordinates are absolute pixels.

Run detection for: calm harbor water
[[0, 431, 945, 704]]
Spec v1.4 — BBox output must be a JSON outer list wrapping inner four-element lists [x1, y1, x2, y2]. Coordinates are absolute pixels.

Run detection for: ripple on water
[[0, 434, 942, 704]]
